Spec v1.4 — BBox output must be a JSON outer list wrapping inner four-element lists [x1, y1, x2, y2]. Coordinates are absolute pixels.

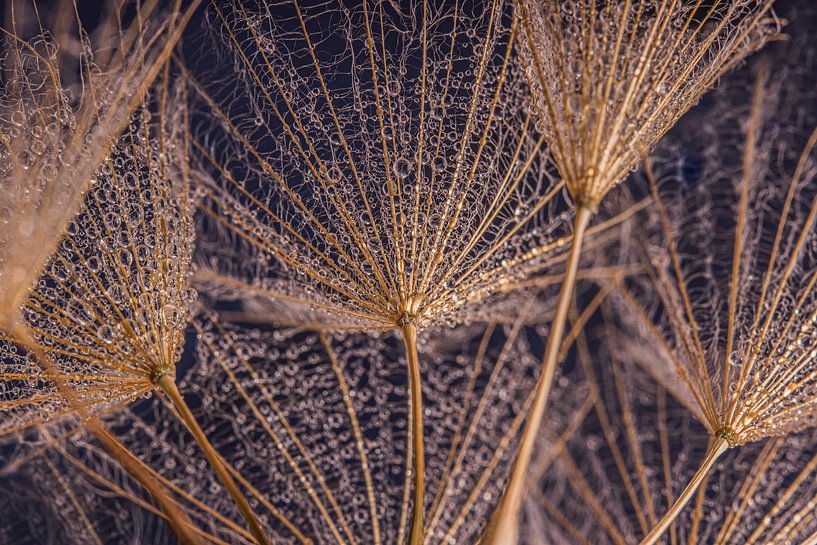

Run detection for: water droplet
[[97, 324, 116, 344], [393, 158, 410, 179]]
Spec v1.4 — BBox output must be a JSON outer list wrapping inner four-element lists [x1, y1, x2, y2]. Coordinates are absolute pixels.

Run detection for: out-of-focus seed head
[[0, 79, 196, 438]]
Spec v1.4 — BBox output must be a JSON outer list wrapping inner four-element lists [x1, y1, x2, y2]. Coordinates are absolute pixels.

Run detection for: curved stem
[[156, 375, 272, 545], [639, 437, 728, 545], [402, 323, 425, 545], [481, 205, 593, 545], [8, 324, 203, 545]]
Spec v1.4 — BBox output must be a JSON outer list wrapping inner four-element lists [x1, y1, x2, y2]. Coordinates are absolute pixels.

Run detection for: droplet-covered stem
[[481, 204, 593, 545], [402, 322, 425, 545], [156, 375, 272, 545]]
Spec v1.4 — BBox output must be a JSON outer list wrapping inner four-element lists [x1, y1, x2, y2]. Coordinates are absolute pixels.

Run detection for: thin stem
[[8, 324, 203, 545], [481, 204, 593, 545], [402, 322, 425, 545], [86, 420, 205, 545], [639, 437, 729, 545], [156, 374, 272, 545]]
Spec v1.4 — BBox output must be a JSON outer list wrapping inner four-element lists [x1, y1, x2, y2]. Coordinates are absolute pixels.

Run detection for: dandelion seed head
[[192, 0, 575, 332], [526, 330, 817, 545], [0, 81, 196, 436], [619, 46, 817, 447], [517, 0, 780, 208]]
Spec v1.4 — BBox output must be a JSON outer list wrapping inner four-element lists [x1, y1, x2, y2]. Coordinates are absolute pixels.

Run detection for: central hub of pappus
[[715, 426, 739, 447], [395, 293, 424, 328]]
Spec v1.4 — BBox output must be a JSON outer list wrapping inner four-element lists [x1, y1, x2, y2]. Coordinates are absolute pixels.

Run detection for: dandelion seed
[[487, 3, 781, 540], [190, 0, 580, 333], [525, 325, 817, 545], [616, 52, 817, 544], [0, 89, 193, 434], [186, 2, 592, 540], [0, 76, 214, 545], [0, 5, 207, 541]]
